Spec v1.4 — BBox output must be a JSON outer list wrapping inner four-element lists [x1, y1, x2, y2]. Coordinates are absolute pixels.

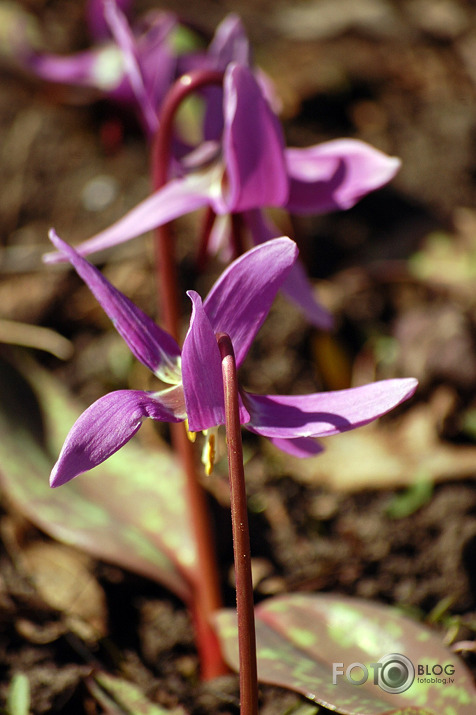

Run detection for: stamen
[[201, 427, 218, 475], [185, 418, 196, 443]]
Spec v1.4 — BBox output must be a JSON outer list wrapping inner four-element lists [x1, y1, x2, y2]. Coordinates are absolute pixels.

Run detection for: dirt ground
[[2, 0, 476, 712]]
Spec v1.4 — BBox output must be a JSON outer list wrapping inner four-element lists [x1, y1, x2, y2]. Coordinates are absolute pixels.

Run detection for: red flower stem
[[196, 205, 217, 272], [171, 419, 225, 680], [217, 332, 258, 715], [230, 212, 245, 259], [150, 70, 226, 680]]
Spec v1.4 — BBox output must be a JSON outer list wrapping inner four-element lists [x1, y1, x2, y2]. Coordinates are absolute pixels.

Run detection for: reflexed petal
[[245, 378, 418, 438], [137, 11, 177, 111], [86, 0, 133, 40], [281, 261, 334, 330], [48, 231, 181, 381], [182, 291, 250, 431], [44, 174, 214, 262], [266, 436, 324, 458], [208, 13, 251, 71], [285, 139, 401, 214], [202, 14, 251, 141], [28, 47, 113, 87], [50, 389, 182, 487], [203, 237, 298, 367], [182, 291, 225, 432], [103, 0, 158, 135], [208, 14, 251, 68], [220, 64, 288, 213], [254, 67, 282, 115], [245, 209, 333, 330]]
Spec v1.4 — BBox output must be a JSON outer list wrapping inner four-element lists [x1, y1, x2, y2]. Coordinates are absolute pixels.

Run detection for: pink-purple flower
[[45, 63, 400, 329], [26, 0, 177, 136], [48, 231, 417, 487]]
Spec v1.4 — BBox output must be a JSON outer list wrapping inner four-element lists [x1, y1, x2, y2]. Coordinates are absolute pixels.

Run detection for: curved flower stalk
[[23, 4, 271, 142], [177, 13, 281, 142], [45, 63, 400, 329], [48, 231, 417, 487]]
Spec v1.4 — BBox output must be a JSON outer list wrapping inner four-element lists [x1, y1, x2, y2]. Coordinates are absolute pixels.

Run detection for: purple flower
[[26, 0, 177, 136], [45, 63, 400, 328], [86, 0, 133, 40], [48, 230, 417, 487], [177, 13, 281, 142]]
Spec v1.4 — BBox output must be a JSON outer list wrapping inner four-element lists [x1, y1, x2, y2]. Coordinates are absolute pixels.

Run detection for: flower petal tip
[[49, 467, 69, 489], [43, 229, 69, 264], [402, 377, 418, 399]]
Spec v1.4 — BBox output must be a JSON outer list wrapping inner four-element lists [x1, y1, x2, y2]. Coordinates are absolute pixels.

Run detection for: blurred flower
[[46, 63, 400, 328], [26, 0, 177, 135]]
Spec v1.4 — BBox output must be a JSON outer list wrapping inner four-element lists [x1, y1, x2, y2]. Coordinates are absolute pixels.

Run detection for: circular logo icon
[[376, 653, 415, 694]]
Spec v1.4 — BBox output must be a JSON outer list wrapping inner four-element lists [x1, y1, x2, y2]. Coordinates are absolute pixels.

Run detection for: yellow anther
[[185, 418, 196, 443], [201, 427, 218, 476]]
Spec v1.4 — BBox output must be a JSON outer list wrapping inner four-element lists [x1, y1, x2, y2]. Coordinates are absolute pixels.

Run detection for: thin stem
[[170, 420, 224, 680], [196, 205, 217, 272], [150, 70, 224, 339], [151, 70, 227, 680], [217, 332, 258, 715], [230, 212, 246, 260], [152, 70, 224, 188]]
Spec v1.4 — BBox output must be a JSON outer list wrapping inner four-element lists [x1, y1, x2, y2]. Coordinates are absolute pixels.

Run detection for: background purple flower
[[45, 63, 399, 329]]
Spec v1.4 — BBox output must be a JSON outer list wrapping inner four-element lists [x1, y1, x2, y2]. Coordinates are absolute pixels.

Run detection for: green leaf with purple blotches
[[0, 352, 194, 603], [215, 593, 476, 715]]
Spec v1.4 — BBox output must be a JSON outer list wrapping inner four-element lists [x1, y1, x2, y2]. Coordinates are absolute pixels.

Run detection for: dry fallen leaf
[[20, 541, 107, 642], [275, 389, 476, 491]]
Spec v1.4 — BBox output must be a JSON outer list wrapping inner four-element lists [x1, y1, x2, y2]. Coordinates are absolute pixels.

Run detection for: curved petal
[[282, 261, 334, 330], [50, 389, 182, 487], [220, 64, 288, 213], [201, 15, 251, 142], [48, 231, 181, 382], [203, 237, 298, 367], [285, 139, 401, 214], [103, 0, 158, 135], [87, 0, 133, 40], [182, 291, 250, 431], [137, 11, 177, 111], [244, 378, 418, 439], [245, 209, 333, 330], [208, 13, 251, 68], [182, 291, 225, 431], [27, 46, 118, 87], [44, 174, 214, 263]]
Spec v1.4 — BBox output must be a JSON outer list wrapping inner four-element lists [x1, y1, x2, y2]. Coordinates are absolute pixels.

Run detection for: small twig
[[217, 332, 258, 715]]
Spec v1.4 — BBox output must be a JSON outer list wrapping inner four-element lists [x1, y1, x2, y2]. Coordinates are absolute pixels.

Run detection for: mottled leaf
[[87, 671, 188, 714], [215, 593, 476, 715], [0, 352, 195, 603], [283, 702, 320, 715]]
